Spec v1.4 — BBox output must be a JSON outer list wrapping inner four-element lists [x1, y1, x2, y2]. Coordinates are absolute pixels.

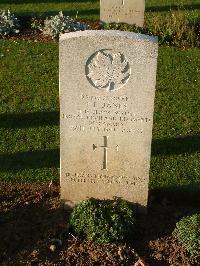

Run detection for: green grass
[[0, 0, 100, 20], [0, 40, 199, 201], [0, 40, 59, 181], [0, 0, 199, 21], [151, 47, 200, 200], [146, 0, 200, 21]]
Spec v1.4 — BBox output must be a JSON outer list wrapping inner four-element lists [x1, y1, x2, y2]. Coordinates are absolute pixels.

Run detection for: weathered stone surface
[[100, 0, 145, 27], [60, 30, 158, 211]]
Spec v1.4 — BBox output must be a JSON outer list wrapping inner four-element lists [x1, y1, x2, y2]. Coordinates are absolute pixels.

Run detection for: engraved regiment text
[[62, 94, 151, 133]]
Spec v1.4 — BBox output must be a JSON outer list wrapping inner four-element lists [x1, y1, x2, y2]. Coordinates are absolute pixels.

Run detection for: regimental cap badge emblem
[[86, 49, 131, 92]]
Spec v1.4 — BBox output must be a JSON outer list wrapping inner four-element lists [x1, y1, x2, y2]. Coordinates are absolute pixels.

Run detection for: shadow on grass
[[13, 9, 99, 19], [152, 135, 200, 156], [152, 183, 200, 206], [146, 4, 200, 12], [0, 149, 59, 170], [2, 0, 200, 11], [0, 135, 198, 172], [0, 111, 59, 128], [1, 0, 98, 3]]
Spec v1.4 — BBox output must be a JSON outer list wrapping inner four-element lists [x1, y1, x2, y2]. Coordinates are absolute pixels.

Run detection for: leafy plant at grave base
[[70, 198, 136, 244], [104, 10, 200, 48], [173, 213, 200, 255], [33, 11, 89, 39], [0, 9, 20, 36]]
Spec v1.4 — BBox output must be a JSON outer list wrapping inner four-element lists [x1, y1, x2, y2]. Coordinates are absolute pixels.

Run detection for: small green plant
[[0, 9, 20, 36], [35, 11, 89, 39], [173, 213, 200, 255], [31, 17, 43, 31], [70, 198, 135, 244]]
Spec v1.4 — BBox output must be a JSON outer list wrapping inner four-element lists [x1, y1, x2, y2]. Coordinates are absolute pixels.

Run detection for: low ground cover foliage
[[173, 213, 200, 255], [70, 198, 135, 244], [31, 11, 88, 39], [146, 10, 199, 48], [0, 9, 199, 47], [105, 10, 200, 48], [0, 9, 20, 36]]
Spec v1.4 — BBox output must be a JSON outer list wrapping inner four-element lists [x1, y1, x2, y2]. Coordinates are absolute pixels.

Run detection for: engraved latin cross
[[93, 136, 119, 170]]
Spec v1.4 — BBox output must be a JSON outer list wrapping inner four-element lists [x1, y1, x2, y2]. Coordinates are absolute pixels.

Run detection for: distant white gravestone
[[100, 0, 145, 27], [60, 30, 158, 212]]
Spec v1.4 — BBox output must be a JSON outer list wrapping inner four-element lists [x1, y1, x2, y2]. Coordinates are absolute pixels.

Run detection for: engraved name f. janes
[[93, 136, 119, 170]]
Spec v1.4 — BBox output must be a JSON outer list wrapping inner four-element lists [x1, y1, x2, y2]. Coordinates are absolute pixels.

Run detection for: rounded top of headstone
[[60, 30, 158, 44]]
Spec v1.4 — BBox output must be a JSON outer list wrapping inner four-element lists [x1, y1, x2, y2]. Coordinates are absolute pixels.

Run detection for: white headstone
[[100, 0, 145, 27], [60, 30, 158, 212]]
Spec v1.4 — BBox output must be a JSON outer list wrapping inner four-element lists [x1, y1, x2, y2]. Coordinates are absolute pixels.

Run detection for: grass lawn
[[0, 0, 199, 20], [0, 40, 59, 181], [151, 47, 200, 199], [0, 39, 199, 202]]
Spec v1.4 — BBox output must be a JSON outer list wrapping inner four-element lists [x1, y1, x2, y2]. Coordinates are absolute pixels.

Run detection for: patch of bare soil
[[5, 29, 53, 42], [0, 181, 199, 265]]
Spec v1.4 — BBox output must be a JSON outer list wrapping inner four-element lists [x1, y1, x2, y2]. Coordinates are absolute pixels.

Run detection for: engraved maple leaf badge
[[86, 50, 131, 91]]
